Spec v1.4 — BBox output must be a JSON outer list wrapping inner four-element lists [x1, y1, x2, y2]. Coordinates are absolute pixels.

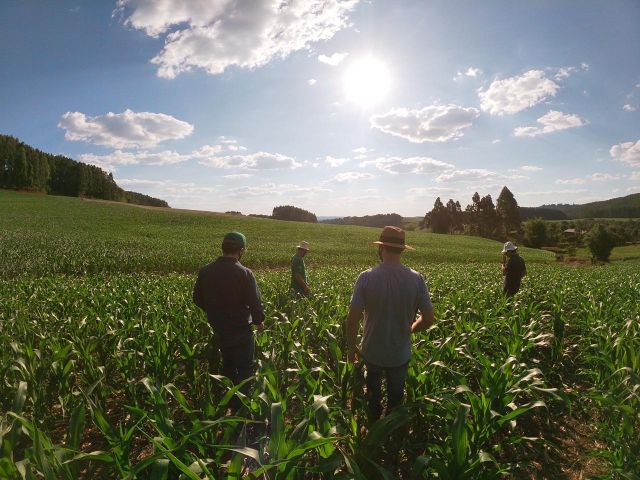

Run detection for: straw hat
[[372, 226, 415, 251], [501, 241, 517, 253], [297, 240, 310, 251]]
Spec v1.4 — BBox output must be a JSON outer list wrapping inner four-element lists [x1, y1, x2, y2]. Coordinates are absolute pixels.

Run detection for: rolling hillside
[[0, 189, 552, 278]]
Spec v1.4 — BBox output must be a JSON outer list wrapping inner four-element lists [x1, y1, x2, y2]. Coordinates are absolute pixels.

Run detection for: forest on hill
[[0, 134, 168, 207], [541, 193, 640, 219]]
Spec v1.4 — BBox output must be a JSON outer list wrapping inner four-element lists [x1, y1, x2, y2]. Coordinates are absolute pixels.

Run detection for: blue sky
[[1, 0, 639, 216]]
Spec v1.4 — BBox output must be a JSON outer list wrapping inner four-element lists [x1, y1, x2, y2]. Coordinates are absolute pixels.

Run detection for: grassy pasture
[[0, 189, 638, 479]]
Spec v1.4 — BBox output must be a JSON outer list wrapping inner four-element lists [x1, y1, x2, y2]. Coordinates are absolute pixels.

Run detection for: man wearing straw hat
[[193, 231, 265, 411], [500, 241, 526, 296], [291, 240, 311, 296], [346, 226, 435, 421]]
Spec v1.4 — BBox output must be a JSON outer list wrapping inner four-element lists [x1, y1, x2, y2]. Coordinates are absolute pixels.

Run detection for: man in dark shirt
[[193, 231, 265, 410], [501, 241, 526, 296]]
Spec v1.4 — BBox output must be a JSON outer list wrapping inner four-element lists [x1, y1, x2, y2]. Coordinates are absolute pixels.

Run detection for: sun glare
[[343, 56, 391, 108]]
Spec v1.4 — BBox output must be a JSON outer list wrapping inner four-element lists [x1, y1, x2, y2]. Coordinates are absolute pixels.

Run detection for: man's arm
[[193, 271, 205, 310], [294, 272, 310, 293], [246, 272, 265, 330], [346, 305, 363, 362], [411, 308, 434, 334]]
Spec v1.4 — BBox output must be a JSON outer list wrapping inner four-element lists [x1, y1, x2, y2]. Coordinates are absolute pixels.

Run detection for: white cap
[[501, 241, 517, 253], [297, 240, 310, 251]]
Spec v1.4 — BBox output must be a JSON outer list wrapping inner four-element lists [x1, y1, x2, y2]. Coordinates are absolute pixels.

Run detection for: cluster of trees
[[272, 205, 317, 223], [0, 135, 168, 207], [523, 218, 640, 250], [321, 213, 403, 228], [423, 187, 521, 240]]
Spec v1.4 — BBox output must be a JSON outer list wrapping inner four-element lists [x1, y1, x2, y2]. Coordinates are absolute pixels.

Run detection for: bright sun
[[343, 56, 391, 108]]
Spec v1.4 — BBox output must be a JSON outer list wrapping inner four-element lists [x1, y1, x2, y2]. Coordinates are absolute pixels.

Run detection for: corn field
[[1, 262, 639, 479]]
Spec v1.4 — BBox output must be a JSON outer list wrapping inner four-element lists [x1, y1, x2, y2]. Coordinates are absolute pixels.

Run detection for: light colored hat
[[372, 226, 415, 251], [501, 241, 517, 253], [297, 240, 310, 251]]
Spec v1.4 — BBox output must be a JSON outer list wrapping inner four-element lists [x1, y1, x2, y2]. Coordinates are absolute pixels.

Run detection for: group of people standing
[[193, 226, 526, 421]]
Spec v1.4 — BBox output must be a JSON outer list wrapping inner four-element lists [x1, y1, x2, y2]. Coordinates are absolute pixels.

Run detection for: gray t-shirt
[[350, 263, 433, 367]]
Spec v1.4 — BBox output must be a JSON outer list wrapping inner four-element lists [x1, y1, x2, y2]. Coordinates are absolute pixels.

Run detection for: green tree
[[496, 186, 521, 237], [428, 197, 450, 233], [587, 224, 616, 262], [523, 218, 547, 248]]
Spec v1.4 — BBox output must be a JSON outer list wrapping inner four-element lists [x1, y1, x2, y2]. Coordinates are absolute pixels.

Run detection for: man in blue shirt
[[346, 226, 434, 421], [194, 231, 264, 410]]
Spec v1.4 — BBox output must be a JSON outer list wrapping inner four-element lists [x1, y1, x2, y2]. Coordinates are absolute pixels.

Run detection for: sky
[[1, 0, 639, 216]]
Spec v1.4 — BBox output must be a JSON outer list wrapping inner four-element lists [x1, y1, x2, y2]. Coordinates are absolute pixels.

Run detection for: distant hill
[[321, 213, 403, 228], [541, 193, 640, 219], [519, 206, 568, 220], [0, 134, 168, 207]]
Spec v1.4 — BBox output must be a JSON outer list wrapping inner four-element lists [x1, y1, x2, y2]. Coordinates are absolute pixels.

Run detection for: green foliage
[[542, 192, 640, 219], [587, 224, 617, 262], [523, 218, 547, 248], [272, 205, 317, 223], [496, 186, 521, 234], [322, 213, 403, 228]]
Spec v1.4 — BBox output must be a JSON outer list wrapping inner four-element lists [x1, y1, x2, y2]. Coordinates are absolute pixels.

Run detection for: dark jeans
[[219, 333, 255, 410], [365, 360, 409, 421]]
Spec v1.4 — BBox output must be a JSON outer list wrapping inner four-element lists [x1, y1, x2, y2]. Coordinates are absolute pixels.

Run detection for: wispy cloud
[[325, 155, 349, 167], [318, 52, 348, 66], [326, 171, 374, 183], [363, 156, 454, 175], [555, 178, 586, 185], [59, 109, 194, 148], [479, 70, 559, 115], [435, 169, 525, 183], [370, 104, 479, 143], [514, 110, 586, 137], [200, 152, 301, 170], [623, 104, 636, 112], [454, 66, 483, 81], [116, 0, 359, 78]]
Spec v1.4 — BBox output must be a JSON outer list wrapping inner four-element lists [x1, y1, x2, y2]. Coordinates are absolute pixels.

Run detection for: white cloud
[[581, 63, 590, 71], [514, 110, 586, 137], [435, 169, 525, 183], [555, 178, 586, 185], [623, 104, 636, 112], [630, 171, 640, 181], [59, 110, 194, 148], [479, 70, 559, 115], [80, 150, 191, 171], [370, 104, 479, 143], [407, 186, 456, 197], [519, 189, 588, 196], [329, 171, 374, 183], [318, 52, 348, 66], [115, 178, 216, 195], [554, 66, 576, 80], [521, 165, 543, 172], [223, 174, 253, 179], [325, 155, 349, 167], [191, 144, 224, 158], [308, 78, 317, 86], [200, 151, 301, 170], [365, 156, 454, 175], [116, 0, 359, 78], [590, 172, 622, 182], [353, 147, 369, 154], [610, 140, 640, 168], [454, 66, 483, 80], [492, 139, 502, 144], [226, 183, 330, 198]]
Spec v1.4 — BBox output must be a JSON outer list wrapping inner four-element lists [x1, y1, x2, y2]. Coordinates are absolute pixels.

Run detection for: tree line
[[423, 186, 521, 240], [0, 135, 168, 207]]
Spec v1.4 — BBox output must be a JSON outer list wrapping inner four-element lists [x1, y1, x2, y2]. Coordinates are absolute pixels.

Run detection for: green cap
[[223, 231, 246, 248]]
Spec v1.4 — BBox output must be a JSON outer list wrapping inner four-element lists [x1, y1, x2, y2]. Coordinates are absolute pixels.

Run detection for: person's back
[[195, 256, 261, 342], [353, 262, 429, 367], [503, 252, 526, 296]]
